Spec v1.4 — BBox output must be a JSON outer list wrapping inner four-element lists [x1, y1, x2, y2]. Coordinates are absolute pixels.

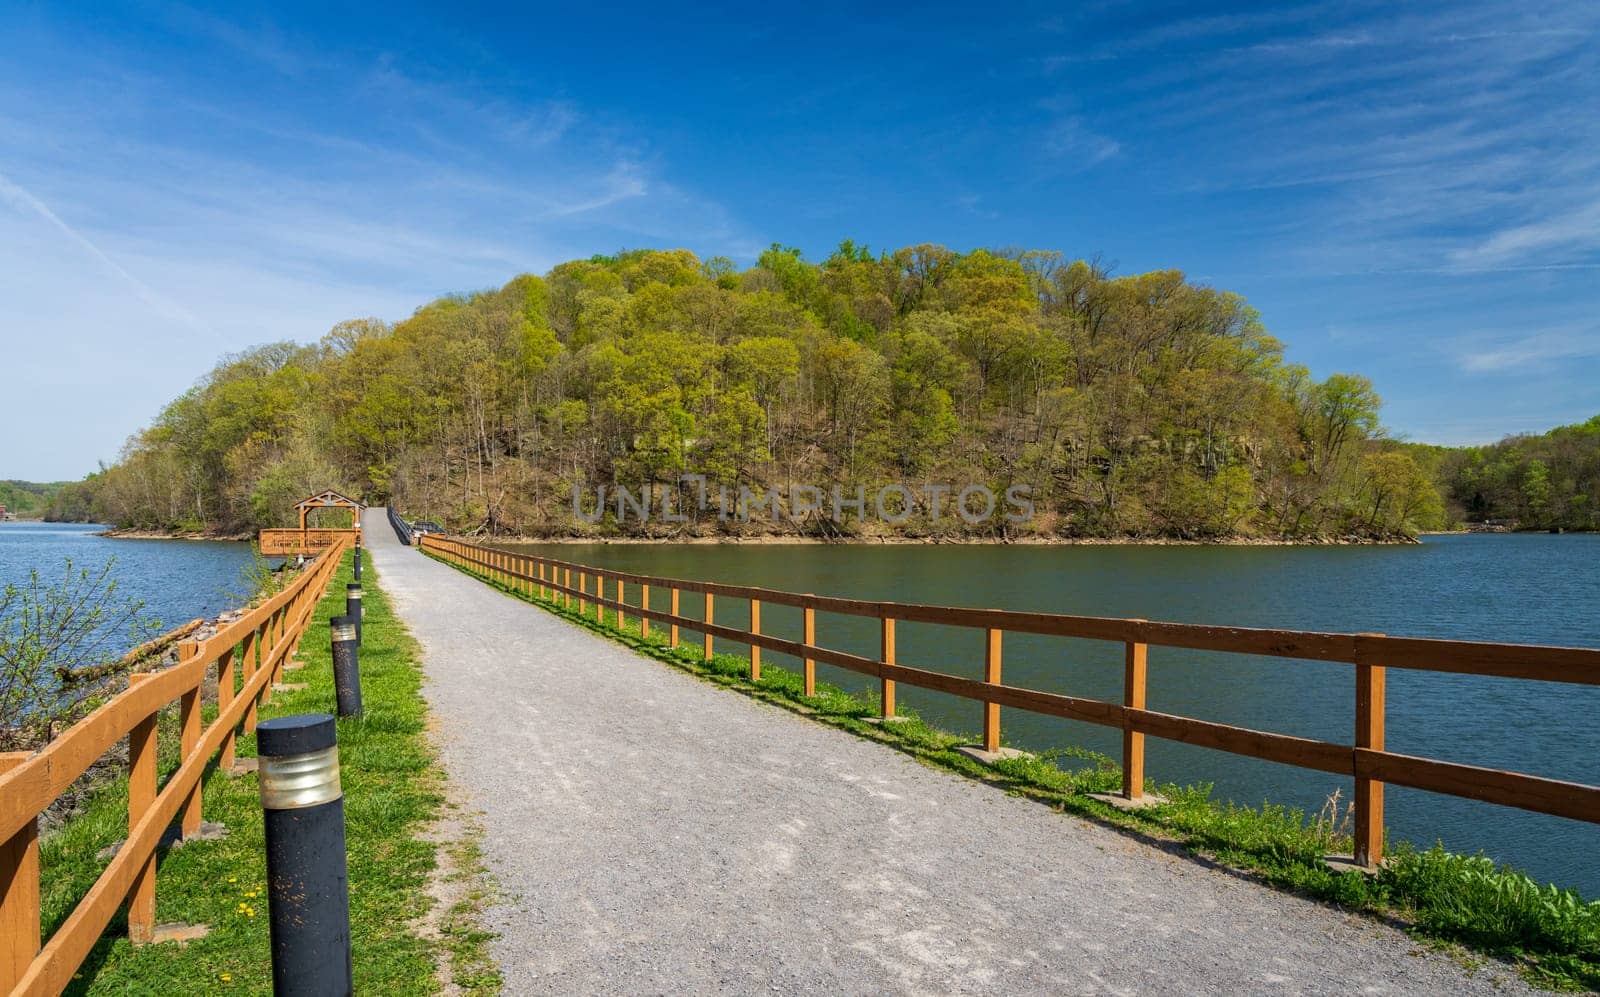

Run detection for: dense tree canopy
[[51, 244, 1458, 540], [1428, 416, 1600, 530], [0, 481, 62, 519]]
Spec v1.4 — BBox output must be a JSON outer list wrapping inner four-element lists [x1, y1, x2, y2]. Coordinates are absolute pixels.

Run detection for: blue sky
[[1, 1, 1596, 480]]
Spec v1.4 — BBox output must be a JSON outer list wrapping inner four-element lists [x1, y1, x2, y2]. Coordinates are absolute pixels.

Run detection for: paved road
[[364, 511, 1531, 996]]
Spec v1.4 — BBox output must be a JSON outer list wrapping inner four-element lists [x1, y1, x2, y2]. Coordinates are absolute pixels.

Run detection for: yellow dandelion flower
[[227, 876, 237, 883], [220, 973, 232, 982]]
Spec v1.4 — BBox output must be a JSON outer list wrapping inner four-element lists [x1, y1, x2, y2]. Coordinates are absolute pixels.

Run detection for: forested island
[[39, 244, 1600, 541]]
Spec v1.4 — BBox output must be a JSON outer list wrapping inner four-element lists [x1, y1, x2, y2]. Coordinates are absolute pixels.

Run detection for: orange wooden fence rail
[[420, 533, 1600, 871], [257, 527, 362, 557], [0, 536, 350, 996]]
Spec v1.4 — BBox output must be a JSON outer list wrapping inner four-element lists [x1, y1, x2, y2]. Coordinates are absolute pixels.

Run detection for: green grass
[[435, 552, 1600, 993], [40, 552, 500, 995]]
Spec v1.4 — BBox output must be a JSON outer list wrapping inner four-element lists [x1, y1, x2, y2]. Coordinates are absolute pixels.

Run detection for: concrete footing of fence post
[[1087, 791, 1169, 811], [257, 714, 353, 997], [955, 745, 1033, 766], [1324, 854, 1385, 876], [331, 616, 363, 719]]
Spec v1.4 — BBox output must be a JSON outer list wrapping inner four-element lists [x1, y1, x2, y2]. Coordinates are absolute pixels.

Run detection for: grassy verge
[[41, 552, 499, 995], [432, 551, 1600, 993]]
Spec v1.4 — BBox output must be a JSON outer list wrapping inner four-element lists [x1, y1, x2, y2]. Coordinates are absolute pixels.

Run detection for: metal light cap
[[259, 746, 342, 809], [330, 614, 357, 642]]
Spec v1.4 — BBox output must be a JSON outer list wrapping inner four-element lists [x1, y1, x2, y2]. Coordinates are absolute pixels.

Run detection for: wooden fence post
[[1122, 639, 1148, 800], [259, 612, 276, 707], [749, 599, 761, 681], [983, 628, 1003, 753], [126, 673, 158, 944], [579, 572, 587, 616], [640, 584, 651, 639], [243, 624, 260, 734], [703, 592, 715, 660], [880, 617, 896, 718], [1355, 643, 1387, 867], [0, 752, 40, 991], [616, 578, 626, 631], [286, 602, 303, 675], [219, 632, 239, 769], [670, 589, 680, 648], [803, 604, 816, 697], [177, 640, 203, 837]]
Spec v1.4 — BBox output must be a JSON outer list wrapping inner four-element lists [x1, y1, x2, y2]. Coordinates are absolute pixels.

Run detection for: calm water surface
[[0, 522, 257, 653], [508, 534, 1600, 895]]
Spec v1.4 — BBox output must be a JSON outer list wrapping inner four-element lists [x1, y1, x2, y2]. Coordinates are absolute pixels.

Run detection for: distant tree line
[[48, 244, 1459, 540], [0, 481, 63, 519], [1422, 416, 1600, 530]]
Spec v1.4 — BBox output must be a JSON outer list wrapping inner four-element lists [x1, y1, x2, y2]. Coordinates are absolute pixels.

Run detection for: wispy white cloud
[[1450, 200, 1600, 269], [1454, 325, 1600, 372], [0, 170, 209, 333], [1084, 1, 1600, 275], [1041, 116, 1121, 166], [954, 193, 999, 220], [542, 161, 650, 218]]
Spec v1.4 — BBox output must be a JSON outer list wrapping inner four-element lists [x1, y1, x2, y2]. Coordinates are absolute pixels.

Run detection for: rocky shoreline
[[96, 526, 253, 541]]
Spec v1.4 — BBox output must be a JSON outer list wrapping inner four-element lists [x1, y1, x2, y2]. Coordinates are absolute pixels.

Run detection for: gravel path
[[364, 511, 1533, 996]]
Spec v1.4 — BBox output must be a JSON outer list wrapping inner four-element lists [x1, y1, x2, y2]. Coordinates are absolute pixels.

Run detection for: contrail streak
[[0, 170, 210, 333]]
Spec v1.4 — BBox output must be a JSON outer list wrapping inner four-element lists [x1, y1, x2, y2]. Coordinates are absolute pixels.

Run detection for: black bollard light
[[353, 543, 362, 581], [257, 714, 353, 997], [345, 582, 363, 645], [330, 615, 363, 718]]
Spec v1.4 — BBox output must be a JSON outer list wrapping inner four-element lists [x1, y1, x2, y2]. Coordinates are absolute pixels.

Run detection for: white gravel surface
[[365, 511, 1535, 996]]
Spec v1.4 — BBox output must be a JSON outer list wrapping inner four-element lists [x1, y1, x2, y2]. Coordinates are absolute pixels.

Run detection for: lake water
[[504, 534, 1600, 895], [0, 522, 257, 654]]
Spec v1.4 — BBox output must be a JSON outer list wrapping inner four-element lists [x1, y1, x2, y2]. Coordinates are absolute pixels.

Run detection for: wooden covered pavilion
[[294, 490, 365, 530], [258, 490, 365, 556]]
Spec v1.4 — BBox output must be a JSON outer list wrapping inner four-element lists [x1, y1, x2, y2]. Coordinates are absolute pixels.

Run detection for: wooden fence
[[419, 533, 1600, 870], [257, 527, 361, 557], [0, 536, 350, 995]]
